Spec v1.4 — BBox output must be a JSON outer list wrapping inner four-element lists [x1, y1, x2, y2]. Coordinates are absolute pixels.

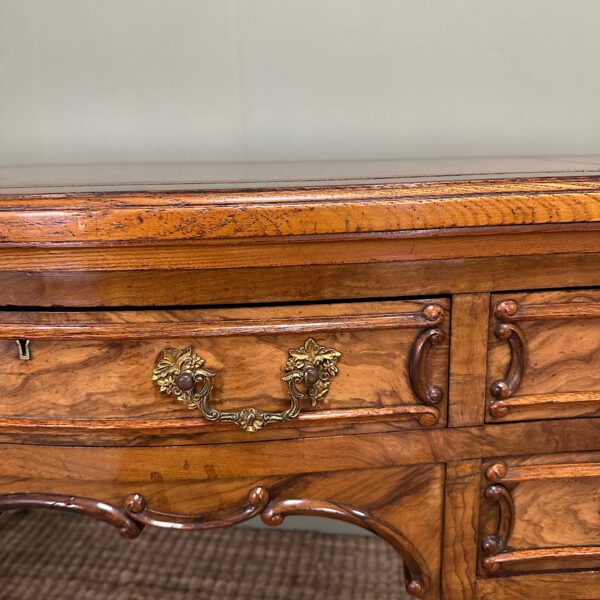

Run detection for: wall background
[[1, 0, 600, 166]]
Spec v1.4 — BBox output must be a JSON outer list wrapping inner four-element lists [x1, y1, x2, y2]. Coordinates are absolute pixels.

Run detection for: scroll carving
[[481, 461, 516, 573], [0, 493, 142, 539], [406, 304, 446, 427], [124, 487, 269, 530], [409, 327, 445, 407], [489, 301, 527, 418], [261, 497, 428, 598], [480, 484, 515, 571], [0, 488, 428, 598]]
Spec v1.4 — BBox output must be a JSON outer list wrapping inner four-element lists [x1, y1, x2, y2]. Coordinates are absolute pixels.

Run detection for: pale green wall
[[1, 0, 599, 165]]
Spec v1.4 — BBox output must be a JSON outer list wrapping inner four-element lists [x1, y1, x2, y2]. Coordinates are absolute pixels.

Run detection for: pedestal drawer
[[478, 452, 600, 580], [0, 299, 449, 442], [486, 289, 600, 422]]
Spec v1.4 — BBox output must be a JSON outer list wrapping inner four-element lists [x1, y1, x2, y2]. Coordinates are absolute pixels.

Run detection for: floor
[[0, 510, 410, 600]]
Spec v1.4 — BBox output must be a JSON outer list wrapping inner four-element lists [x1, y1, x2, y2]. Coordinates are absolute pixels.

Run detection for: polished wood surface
[[476, 572, 600, 600], [442, 460, 481, 599], [0, 226, 598, 274], [0, 164, 599, 599], [1, 253, 598, 308], [448, 294, 490, 427], [1, 179, 600, 247]]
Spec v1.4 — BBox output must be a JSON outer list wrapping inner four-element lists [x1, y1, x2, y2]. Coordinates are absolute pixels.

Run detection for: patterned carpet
[[0, 510, 409, 600]]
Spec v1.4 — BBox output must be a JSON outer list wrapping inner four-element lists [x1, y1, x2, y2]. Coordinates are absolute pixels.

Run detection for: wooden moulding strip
[[482, 546, 600, 573], [489, 391, 600, 419], [495, 300, 600, 323], [0, 404, 441, 433], [0, 306, 444, 340], [485, 460, 600, 484]]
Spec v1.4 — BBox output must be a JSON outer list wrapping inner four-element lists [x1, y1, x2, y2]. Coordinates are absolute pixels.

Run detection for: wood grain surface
[[476, 572, 600, 599], [449, 294, 490, 427], [2, 419, 600, 474], [442, 460, 481, 599], [0, 226, 598, 273], [0, 177, 599, 246], [0, 253, 598, 308]]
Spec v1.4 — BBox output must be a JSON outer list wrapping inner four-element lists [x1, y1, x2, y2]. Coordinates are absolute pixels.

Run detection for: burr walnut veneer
[[0, 158, 599, 599]]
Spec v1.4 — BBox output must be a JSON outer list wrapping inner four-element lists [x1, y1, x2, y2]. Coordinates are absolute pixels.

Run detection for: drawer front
[[0, 299, 449, 441], [0, 444, 444, 599], [478, 452, 600, 578], [486, 289, 600, 422]]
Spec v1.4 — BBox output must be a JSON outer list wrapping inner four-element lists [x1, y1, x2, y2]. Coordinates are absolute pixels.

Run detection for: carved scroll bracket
[[261, 497, 428, 598], [0, 488, 429, 598], [124, 487, 269, 530], [0, 493, 142, 539]]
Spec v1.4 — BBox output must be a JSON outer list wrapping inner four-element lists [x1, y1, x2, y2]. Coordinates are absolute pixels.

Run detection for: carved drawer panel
[[478, 452, 600, 580], [486, 289, 600, 422], [0, 299, 449, 441], [0, 444, 444, 599]]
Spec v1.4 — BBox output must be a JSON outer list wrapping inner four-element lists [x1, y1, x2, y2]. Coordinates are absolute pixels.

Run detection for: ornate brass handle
[[153, 338, 341, 432]]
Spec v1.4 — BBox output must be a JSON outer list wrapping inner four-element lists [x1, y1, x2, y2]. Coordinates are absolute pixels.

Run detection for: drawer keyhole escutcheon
[[152, 338, 341, 432], [16, 339, 31, 361]]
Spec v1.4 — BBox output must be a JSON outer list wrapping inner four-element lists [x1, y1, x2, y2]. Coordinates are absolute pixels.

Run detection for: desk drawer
[[0, 299, 449, 442], [486, 290, 600, 422], [478, 452, 600, 578]]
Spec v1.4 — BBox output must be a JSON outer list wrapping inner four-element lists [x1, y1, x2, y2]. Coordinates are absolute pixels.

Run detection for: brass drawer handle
[[153, 338, 341, 432]]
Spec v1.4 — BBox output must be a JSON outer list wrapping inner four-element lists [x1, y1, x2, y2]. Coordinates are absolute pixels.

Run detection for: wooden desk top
[[0, 157, 599, 250]]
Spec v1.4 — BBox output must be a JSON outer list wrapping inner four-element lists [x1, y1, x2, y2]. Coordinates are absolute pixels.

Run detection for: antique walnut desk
[[0, 158, 599, 599]]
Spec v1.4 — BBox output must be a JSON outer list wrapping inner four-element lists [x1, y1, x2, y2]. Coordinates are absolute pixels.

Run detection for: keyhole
[[16, 339, 31, 361]]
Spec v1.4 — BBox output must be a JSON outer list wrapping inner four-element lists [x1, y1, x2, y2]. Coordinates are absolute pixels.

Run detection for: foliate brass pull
[[153, 338, 341, 432]]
